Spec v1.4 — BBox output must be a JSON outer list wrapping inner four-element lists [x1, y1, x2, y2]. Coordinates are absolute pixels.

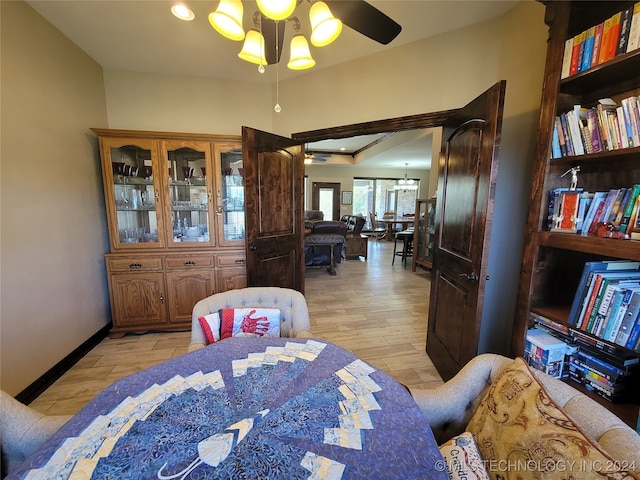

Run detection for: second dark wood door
[[242, 127, 305, 292], [426, 81, 506, 381]]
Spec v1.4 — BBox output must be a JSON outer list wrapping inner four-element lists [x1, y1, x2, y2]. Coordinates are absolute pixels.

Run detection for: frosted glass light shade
[[238, 29, 267, 65], [309, 1, 342, 47], [209, 0, 245, 41], [256, 0, 296, 21], [287, 34, 316, 70]]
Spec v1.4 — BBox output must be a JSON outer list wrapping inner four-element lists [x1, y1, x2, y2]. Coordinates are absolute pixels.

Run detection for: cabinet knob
[[184, 261, 196, 266], [129, 263, 142, 269], [160, 293, 164, 304], [249, 244, 257, 251]]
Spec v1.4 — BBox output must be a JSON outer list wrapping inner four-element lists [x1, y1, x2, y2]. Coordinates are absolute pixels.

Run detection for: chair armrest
[[410, 353, 512, 444]]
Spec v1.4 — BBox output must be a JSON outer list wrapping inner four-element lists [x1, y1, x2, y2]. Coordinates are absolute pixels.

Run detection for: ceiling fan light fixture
[[309, 1, 342, 47], [238, 29, 267, 65], [171, 4, 195, 21], [209, 0, 245, 41], [256, 0, 296, 21], [287, 34, 315, 70]]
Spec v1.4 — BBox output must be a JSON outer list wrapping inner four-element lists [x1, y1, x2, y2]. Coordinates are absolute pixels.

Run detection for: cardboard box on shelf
[[525, 327, 568, 378]]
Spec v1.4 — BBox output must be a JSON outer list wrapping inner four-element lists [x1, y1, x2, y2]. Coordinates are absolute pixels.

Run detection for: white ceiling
[[26, 0, 519, 169]]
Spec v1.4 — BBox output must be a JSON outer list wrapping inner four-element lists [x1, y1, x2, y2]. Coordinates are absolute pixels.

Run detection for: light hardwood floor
[[29, 238, 443, 416]]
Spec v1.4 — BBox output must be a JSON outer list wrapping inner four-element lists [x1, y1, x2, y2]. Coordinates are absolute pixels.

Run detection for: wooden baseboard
[[16, 323, 111, 405]]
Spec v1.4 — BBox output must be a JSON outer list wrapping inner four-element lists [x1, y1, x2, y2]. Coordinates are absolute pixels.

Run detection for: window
[[353, 177, 419, 228]]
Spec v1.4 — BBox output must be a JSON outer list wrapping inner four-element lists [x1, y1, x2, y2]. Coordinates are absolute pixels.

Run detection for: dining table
[[10, 336, 448, 480], [380, 217, 415, 241]]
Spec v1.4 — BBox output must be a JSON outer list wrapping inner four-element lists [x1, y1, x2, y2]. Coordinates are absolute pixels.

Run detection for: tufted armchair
[[1, 390, 71, 477], [410, 353, 640, 473], [188, 287, 313, 352]]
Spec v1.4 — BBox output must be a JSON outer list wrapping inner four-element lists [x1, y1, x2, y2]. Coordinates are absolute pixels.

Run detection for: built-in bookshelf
[[514, 1, 640, 429]]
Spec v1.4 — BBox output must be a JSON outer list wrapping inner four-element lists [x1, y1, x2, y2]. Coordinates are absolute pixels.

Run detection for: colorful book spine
[[617, 6, 634, 55], [627, 2, 640, 53]]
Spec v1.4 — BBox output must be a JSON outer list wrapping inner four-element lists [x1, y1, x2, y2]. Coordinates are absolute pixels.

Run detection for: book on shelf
[[614, 289, 640, 347], [617, 5, 635, 55], [572, 329, 640, 367], [581, 25, 596, 71], [580, 191, 607, 236], [591, 21, 605, 66], [627, 2, 640, 53], [552, 97, 640, 158], [570, 349, 638, 384], [567, 260, 640, 328], [570, 30, 586, 76], [568, 367, 634, 402], [561, 36, 574, 79], [583, 273, 640, 334], [561, 4, 640, 81], [620, 185, 640, 232]]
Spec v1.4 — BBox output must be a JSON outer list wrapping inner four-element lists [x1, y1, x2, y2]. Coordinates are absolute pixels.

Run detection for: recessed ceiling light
[[171, 4, 195, 21]]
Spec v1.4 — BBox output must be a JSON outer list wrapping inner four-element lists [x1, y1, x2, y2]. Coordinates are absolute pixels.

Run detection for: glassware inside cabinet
[[219, 147, 245, 243], [167, 146, 209, 244], [111, 145, 159, 244]]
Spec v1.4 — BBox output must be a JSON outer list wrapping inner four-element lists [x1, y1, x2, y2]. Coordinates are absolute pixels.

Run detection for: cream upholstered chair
[[188, 287, 313, 352], [410, 354, 640, 472], [1, 390, 71, 477]]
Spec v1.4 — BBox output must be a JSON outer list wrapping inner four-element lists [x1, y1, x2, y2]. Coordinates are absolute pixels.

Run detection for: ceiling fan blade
[[261, 16, 285, 65], [325, 0, 401, 45]]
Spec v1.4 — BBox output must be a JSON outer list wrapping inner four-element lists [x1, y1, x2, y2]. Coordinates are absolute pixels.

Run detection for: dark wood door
[[426, 81, 506, 381], [311, 182, 341, 220], [242, 127, 305, 292]]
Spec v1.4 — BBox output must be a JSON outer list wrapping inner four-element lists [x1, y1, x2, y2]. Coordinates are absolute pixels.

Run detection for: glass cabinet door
[[103, 138, 163, 249], [214, 143, 244, 247], [163, 140, 213, 247]]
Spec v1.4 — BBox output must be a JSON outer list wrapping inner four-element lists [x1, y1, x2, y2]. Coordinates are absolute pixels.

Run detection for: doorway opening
[[311, 182, 340, 220]]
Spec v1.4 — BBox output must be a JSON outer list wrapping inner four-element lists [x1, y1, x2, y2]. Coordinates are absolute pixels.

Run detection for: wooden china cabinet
[[412, 198, 436, 272], [93, 129, 247, 338], [512, 1, 640, 427]]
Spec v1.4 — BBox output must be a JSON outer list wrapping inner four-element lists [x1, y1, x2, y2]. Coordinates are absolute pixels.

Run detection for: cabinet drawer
[[217, 254, 246, 268], [107, 257, 163, 272], [165, 255, 215, 270]]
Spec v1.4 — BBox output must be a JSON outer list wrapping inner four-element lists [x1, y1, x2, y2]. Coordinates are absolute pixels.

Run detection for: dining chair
[[368, 212, 387, 241], [188, 287, 313, 352]]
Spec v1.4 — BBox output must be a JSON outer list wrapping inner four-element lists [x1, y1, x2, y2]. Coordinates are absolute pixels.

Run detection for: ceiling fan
[[304, 146, 331, 164], [256, 0, 402, 65]]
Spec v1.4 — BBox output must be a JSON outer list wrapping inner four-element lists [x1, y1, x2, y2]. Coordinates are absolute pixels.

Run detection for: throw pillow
[[466, 357, 638, 480], [439, 432, 490, 480], [198, 313, 221, 345], [220, 308, 281, 339]]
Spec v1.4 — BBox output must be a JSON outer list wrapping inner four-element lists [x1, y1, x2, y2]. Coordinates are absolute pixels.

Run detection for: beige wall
[[0, 0, 547, 395], [1, 2, 110, 394], [103, 70, 273, 135]]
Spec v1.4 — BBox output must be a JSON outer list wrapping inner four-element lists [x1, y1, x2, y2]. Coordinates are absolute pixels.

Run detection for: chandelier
[[394, 163, 419, 191], [172, 0, 342, 72]]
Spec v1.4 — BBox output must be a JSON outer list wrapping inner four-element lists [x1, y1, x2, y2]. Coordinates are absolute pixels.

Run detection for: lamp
[[256, 0, 296, 21], [238, 28, 267, 65], [209, 0, 245, 41], [394, 163, 419, 191], [309, 1, 342, 47]]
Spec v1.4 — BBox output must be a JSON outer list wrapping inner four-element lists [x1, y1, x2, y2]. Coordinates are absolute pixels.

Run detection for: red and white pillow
[[198, 308, 281, 345]]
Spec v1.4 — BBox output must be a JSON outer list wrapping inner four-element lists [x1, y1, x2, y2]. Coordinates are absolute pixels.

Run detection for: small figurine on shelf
[[561, 166, 580, 190]]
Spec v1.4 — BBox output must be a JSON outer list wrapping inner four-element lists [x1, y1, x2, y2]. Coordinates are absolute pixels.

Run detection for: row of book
[[530, 317, 639, 404], [548, 184, 640, 238], [567, 260, 640, 352], [551, 96, 640, 159], [561, 2, 640, 79]]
